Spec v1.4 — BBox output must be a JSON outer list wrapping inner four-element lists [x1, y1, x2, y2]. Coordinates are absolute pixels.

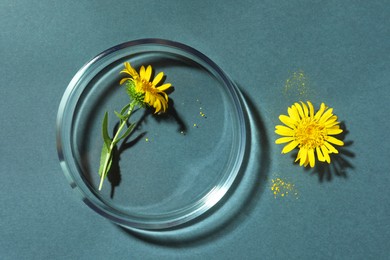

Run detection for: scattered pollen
[[145, 138, 149, 142], [195, 99, 207, 122], [199, 105, 207, 118], [284, 70, 310, 100], [270, 178, 299, 199]]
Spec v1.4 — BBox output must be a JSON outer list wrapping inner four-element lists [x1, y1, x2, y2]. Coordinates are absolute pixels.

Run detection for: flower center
[[295, 119, 326, 149], [139, 79, 157, 94]]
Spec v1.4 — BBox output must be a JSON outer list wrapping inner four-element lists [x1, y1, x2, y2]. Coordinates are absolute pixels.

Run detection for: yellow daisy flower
[[275, 101, 344, 167], [120, 62, 172, 113]]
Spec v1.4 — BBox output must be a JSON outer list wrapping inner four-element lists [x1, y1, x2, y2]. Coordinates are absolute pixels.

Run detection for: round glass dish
[[56, 39, 246, 230]]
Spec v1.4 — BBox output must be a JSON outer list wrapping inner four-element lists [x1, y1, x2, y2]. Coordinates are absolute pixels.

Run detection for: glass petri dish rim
[[56, 38, 247, 230]]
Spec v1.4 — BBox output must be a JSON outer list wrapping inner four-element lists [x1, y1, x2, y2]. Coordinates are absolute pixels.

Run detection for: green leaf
[[114, 110, 129, 122], [102, 111, 111, 149], [114, 103, 131, 122], [98, 143, 112, 178], [114, 110, 125, 121], [114, 123, 136, 145], [120, 103, 131, 115]]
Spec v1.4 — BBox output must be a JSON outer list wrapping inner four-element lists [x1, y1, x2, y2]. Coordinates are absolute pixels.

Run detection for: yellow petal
[[307, 101, 314, 117], [149, 93, 156, 104], [326, 121, 340, 128], [301, 101, 309, 117], [324, 141, 339, 154], [294, 102, 305, 119], [140, 65, 146, 77], [144, 65, 152, 82], [327, 127, 343, 135], [161, 91, 169, 101], [321, 145, 331, 163], [120, 68, 129, 75], [295, 149, 301, 162], [154, 100, 161, 113], [152, 72, 164, 85], [326, 136, 344, 146], [308, 148, 315, 167], [288, 106, 300, 121], [282, 140, 299, 153], [316, 146, 325, 162], [325, 117, 340, 128], [319, 108, 334, 124], [157, 83, 171, 92], [125, 62, 138, 78], [135, 81, 143, 93], [303, 159, 310, 167], [314, 103, 327, 120], [160, 100, 167, 112], [298, 147, 307, 166], [279, 115, 296, 129], [144, 91, 150, 103], [120, 62, 130, 74], [275, 125, 294, 136], [161, 99, 168, 112], [275, 137, 295, 144], [119, 77, 131, 85]]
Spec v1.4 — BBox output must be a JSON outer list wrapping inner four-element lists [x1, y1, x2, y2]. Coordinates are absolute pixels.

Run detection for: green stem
[[98, 101, 136, 191]]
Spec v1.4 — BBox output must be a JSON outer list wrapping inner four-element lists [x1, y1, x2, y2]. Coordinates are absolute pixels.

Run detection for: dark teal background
[[1, 1, 389, 259]]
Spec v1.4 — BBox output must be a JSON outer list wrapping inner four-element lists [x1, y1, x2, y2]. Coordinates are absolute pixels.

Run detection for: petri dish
[[56, 39, 247, 230]]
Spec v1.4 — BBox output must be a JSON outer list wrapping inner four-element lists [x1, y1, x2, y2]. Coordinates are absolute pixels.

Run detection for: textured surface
[[1, 1, 389, 259]]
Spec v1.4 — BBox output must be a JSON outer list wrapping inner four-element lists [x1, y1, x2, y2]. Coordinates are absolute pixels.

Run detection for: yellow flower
[[120, 62, 172, 113], [275, 101, 344, 167]]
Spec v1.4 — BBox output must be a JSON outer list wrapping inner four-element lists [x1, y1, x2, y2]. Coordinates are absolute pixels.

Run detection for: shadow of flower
[[107, 109, 147, 199], [107, 99, 187, 198]]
